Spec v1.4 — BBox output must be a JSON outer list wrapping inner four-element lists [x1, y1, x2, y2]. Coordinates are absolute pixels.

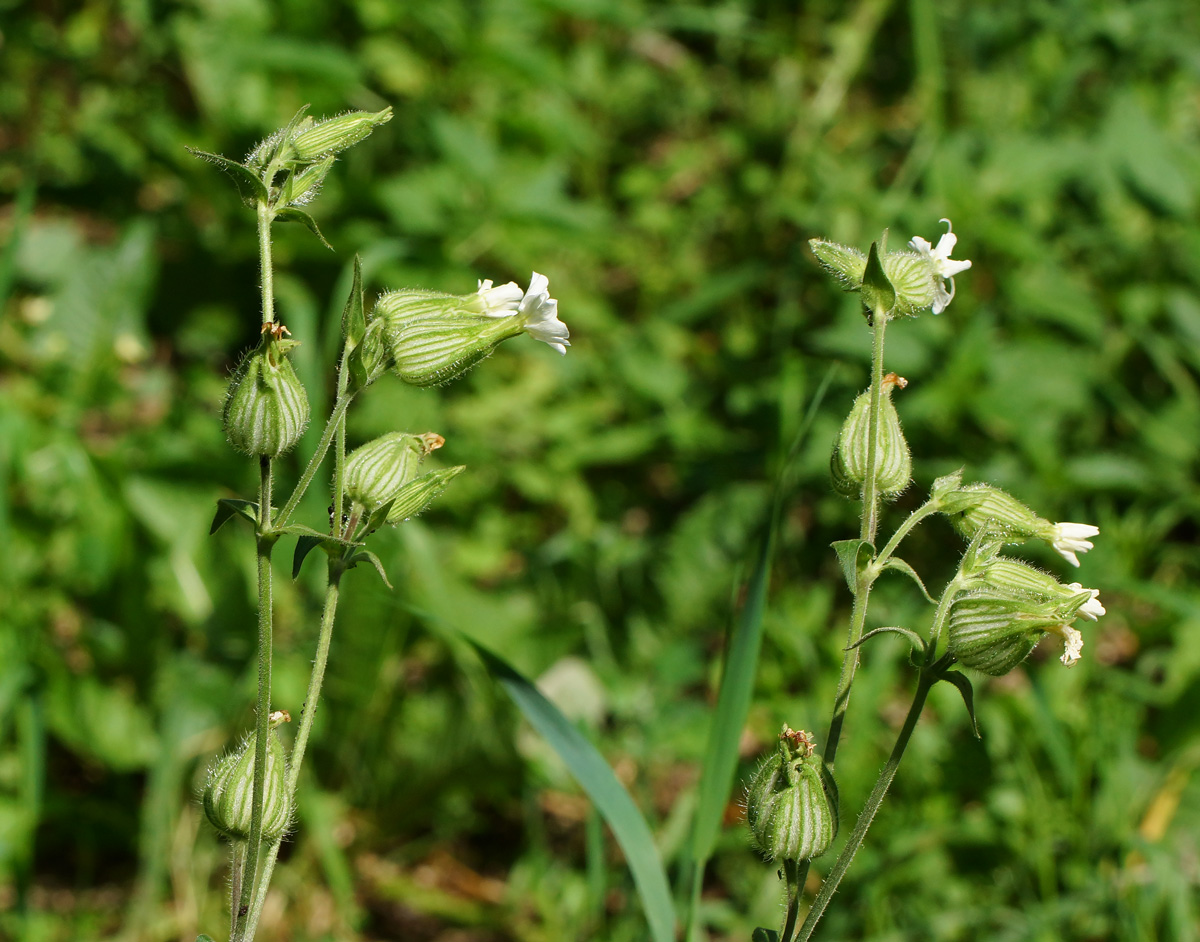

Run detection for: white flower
[[1055, 625, 1084, 667], [1066, 583, 1105, 621], [476, 278, 524, 315], [1050, 522, 1099, 567], [518, 271, 570, 355], [909, 218, 972, 314]]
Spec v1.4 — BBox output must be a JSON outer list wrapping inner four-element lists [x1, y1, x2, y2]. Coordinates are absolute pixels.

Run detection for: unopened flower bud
[[745, 726, 837, 863], [831, 373, 911, 498], [290, 108, 393, 161], [385, 465, 466, 523], [202, 726, 290, 842], [223, 332, 311, 457], [344, 432, 444, 512]]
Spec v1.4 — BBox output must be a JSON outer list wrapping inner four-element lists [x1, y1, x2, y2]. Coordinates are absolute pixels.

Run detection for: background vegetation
[[3, 0, 1199, 939]]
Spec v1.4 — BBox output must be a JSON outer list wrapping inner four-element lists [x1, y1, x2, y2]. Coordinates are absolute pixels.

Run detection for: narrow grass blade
[[470, 641, 677, 942], [688, 366, 836, 913]]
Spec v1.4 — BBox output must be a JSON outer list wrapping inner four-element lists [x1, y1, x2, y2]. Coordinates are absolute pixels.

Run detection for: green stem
[[235, 457, 275, 939], [257, 202, 276, 326], [796, 672, 933, 942], [229, 842, 246, 939], [779, 859, 810, 942], [242, 563, 346, 941], [277, 392, 354, 527], [859, 307, 888, 544], [823, 305, 889, 769], [873, 499, 939, 571]]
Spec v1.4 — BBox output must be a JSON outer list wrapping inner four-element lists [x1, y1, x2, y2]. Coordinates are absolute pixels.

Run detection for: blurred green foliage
[[2, 0, 1199, 939]]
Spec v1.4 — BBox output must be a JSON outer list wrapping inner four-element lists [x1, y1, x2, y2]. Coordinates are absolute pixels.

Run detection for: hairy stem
[[873, 499, 939, 570], [277, 392, 354, 527], [229, 842, 246, 939], [797, 673, 933, 942], [779, 859, 810, 942], [257, 202, 276, 327], [823, 305, 890, 768], [234, 457, 275, 939]]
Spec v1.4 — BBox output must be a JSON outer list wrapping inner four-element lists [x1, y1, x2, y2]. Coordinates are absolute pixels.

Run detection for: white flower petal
[[909, 219, 971, 314], [1066, 583, 1106, 621], [476, 278, 524, 316], [1052, 522, 1099, 567], [519, 271, 570, 354]]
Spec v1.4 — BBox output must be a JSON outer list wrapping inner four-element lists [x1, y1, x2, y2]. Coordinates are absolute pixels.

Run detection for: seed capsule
[[831, 374, 911, 498], [222, 334, 310, 457], [745, 726, 837, 862], [344, 432, 444, 512], [202, 726, 290, 842]]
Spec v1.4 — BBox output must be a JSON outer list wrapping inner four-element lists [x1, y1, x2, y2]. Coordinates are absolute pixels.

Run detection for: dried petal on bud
[[222, 336, 311, 457], [290, 108, 393, 161], [745, 725, 838, 863], [385, 465, 466, 524], [377, 290, 525, 387], [202, 728, 290, 842], [831, 374, 912, 498], [344, 432, 445, 512]]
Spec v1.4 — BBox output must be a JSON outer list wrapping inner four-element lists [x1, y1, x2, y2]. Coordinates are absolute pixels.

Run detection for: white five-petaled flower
[[1066, 583, 1105, 621], [1050, 522, 1100, 567], [1055, 625, 1084, 667], [518, 271, 570, 355], [476, 279, 525, 315], [909, 218, 972, 314]]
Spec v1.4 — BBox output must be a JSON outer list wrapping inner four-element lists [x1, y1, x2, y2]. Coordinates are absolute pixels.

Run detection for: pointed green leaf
[[347, 549, 393, 589], [281, 154, 334, 206], [881, 557, 936, 603], [186, 148, 269, 206], [470, 641, 676, 942], [940, 670, 982, 739], [860, 240, 896, 315], [341, 254, 366, 347], [275, 208, 334, 250], [210, 498, 259, 535], [292, 534, 324, 578], [752, 930, 780, 942], [847, 625, 926, 656], [831, 539, 873, 593]]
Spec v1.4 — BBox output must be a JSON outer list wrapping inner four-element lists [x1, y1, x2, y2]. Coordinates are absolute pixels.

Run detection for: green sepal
[[346, 549, 392, 588], [752, 930, 780, 942], [185, 148, 269, 206], [880, 557, 936, 603], [931, 469, 964, 506], [283, 525, 362, 579], [939, 669, 982, 739], [275, 208, 333, 250], [847, 625, 927, 657], [341, 255, 366, 348], [210, 498, 260, 535], [280, 155, 334, 207], [860, 240, 896, 316], [832, 539, 874, 594]]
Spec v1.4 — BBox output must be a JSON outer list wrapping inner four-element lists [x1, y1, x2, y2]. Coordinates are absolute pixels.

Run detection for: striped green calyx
[[377, 289, 526, 387], [344, 432, 445, 513], [946, 570, 1099, 675], [831, 372, 912, 498], [202, 719, 290, 842], [746, 726, 838, 863], [222, 331, 310, 457]]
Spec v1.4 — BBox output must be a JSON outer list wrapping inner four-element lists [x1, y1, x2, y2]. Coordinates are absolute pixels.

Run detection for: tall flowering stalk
[[747, 222, 1104, 942], [189, 106, 568, 942]]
